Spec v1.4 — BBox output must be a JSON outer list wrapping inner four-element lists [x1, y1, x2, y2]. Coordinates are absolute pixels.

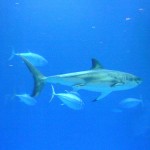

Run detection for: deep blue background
[[0, 0, 150, 150]]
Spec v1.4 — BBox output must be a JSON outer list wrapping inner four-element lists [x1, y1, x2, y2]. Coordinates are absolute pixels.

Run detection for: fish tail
[[139, 94, 144, 107], [8, 47, 16, 61], [20, 56, 46, 97], [49, 84, 56, 102]]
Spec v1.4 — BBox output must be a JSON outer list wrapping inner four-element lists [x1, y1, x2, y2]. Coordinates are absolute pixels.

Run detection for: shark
[[20, 56, 142, 101]]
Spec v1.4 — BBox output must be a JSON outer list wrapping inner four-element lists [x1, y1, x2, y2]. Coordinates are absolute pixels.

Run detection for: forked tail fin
[[20, 56, 46, 97], [8, 48, 16, 61], [49, 85, 56, 103]]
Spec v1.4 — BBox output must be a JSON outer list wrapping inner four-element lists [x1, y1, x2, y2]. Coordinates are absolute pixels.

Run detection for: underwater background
[[0, 0, 150, 150]]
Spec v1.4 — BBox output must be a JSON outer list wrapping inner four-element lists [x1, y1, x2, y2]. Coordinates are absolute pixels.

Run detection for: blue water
[[0, 0, 150, 150]]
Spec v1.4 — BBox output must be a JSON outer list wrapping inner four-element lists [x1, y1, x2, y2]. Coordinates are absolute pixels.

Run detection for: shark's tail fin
[[20, 56, 46, 97]]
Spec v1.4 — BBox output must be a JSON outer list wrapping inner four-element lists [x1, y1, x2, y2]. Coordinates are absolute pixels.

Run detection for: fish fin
[[49, 85, 56, 102], [20, 56, 46, 97], [70, 91, 80, 96], [139, 95, 144, 107], [91, 58, 103, 70], [65, 90, 80, 96], [92, 91, 112, 101], [8, 47, 16, 61], [92, 99, 98, 102], [65, 90, 69, 93]]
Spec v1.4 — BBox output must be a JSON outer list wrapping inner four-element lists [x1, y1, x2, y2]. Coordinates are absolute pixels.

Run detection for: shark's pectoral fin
[[92, 91, 112, 102]]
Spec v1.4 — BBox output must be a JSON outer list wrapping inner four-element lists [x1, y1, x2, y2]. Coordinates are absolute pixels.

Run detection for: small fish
[[125, 17, 131, 21], [119, 98, 143, 109], [113, 97, 143, 113], [9, 49, 48, 66], [138, 8, 144, 11], [16, 94, 37, 106], [50, 85, 84, 110]]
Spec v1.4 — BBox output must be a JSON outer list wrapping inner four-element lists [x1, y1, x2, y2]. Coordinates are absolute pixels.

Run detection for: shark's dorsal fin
[[91, 58, 103, 70]]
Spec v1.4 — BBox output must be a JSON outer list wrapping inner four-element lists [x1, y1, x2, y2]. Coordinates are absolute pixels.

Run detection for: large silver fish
[[20, 56, 142, 101]]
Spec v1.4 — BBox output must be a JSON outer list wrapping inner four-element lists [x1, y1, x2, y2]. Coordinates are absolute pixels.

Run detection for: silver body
[[46, 69, 141, 100], [16, 94, 37, 105], [18, 52, 48, 67], [50, 85, 84, 110]]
